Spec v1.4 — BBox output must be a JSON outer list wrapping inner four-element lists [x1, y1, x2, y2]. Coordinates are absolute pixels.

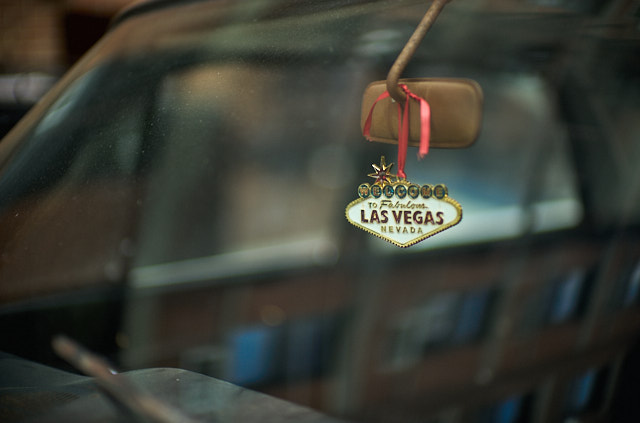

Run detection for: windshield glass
[[1, 1, 639, 422], [0, 2, 584, 278]]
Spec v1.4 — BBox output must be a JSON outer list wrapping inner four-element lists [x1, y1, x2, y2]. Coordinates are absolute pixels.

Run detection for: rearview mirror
[[361, 78, 483, 149]]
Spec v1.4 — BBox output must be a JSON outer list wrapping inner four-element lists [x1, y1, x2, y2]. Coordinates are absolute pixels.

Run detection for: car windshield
[[1, 1, 639, 422]]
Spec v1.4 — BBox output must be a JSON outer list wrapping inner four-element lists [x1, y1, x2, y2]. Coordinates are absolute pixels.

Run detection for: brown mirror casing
[[361, 78, 483, 149]]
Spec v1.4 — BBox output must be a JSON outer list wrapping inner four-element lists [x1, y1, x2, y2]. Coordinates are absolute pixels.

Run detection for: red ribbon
[[363, 84, 431, 180]]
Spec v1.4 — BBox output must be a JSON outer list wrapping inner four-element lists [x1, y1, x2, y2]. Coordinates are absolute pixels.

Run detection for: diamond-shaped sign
[[345, 159, 462, 248]]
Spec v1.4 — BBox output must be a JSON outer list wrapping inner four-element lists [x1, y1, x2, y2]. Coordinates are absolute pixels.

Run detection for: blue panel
[[453, 289, 492, 344], [285, 317, 322, 380], [569, 369, 597, 412], [228, 325, 281, 386], [495, 396, 522, 423], [624, 263, 640, 307], [548, 270, 584, 324]]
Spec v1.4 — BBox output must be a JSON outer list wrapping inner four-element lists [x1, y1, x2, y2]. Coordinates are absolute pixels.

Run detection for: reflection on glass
[[387, 288, 497, 368], [473, 393, 532, 423], [548, 269, 587, 324], [564, 367, 609, 417]]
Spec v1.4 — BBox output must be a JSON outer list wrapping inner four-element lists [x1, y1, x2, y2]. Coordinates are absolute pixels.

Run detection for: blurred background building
[[0, 0, 141, 136]]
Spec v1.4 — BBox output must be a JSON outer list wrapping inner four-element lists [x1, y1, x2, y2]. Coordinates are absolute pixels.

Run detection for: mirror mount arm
[[386, 0, 451, 104]]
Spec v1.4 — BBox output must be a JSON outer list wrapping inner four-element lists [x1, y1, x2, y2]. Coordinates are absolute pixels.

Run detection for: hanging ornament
[[345, 156, 462, 248], [345, 85, 462, 248]]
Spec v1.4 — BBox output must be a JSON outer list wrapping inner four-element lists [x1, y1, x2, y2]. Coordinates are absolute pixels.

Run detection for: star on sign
[[368, 156, 396, 186]]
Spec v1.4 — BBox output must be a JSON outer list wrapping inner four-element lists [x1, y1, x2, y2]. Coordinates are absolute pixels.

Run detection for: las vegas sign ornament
[[345, 156, 462, 248]]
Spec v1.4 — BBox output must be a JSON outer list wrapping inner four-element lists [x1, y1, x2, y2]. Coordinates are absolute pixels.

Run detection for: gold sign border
[[345, 190, 463, 248]]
